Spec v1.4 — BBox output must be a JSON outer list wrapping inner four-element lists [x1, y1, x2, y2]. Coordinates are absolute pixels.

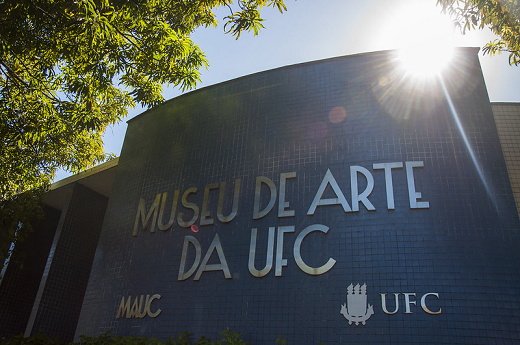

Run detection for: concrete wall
[[25, 183, 108, 341], [0, 206, 60, 338], [0, 183, 108, 342], [492, 102, 520, 216]]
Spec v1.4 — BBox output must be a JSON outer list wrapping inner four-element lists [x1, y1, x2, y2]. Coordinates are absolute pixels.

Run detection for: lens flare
[[329, 106, 347, 124], [439, 77, 496, 209], [308, 121, 328, 140]]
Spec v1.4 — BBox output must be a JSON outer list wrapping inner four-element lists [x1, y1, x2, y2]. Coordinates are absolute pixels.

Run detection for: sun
[[396, 44, 455, 79], [374, 1, 458, 78]]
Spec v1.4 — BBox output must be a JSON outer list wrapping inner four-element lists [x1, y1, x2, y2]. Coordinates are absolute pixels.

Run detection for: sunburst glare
[[375, 1, 459, 78], [397, 45, 455, 78]]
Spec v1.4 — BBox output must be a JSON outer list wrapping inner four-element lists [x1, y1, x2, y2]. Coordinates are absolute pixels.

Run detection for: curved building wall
[[75, 49, 520, 344]]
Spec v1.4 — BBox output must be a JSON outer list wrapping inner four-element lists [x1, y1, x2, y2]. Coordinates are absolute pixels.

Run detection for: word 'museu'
[[132, 161, 429, 236]]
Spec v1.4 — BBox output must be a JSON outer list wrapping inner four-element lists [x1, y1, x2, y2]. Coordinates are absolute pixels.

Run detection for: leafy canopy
[[0, 0, 286, 266], [437, 0, 520, 65]]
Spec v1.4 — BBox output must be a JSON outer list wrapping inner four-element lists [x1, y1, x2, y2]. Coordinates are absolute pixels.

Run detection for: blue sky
[[54, 0, 520, 181]]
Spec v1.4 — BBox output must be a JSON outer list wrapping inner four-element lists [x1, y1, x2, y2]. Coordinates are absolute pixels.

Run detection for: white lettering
[[406, 161, 430, 209], [307, 169, 351, 215], [200, 183, 219, 226], [278, 172, 296, 217], [194, 233, 232, 280], [116, 294, 162, 319], [158, 191, 180, 231], [248, 227, 275, 277], [132, 194, 161, 236], [293, 224, 336, 275], [275, 226, 295, 276], [178, 236, 202, 281], [380, 293, 400, 314], [253, 176, 277, 219], [404, 293, 417, 314], [373, 162, 403, 210], [350, 165, 375, 211], [217, 180, 241, 223], [178, 187, 200, 228], [145, 294, 162, 318], [421, 293, 442, 314]]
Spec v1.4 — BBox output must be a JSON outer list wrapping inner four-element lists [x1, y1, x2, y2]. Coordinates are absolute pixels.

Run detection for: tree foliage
[[437, 0, 520, 65], [0, 0, 286, 266]]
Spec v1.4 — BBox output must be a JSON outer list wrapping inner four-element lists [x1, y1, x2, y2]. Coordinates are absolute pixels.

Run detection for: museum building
[[1, 48, 520, 344]]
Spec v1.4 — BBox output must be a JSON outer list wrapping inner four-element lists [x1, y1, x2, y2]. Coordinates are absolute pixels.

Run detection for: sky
[[54, 0, 520, 181]]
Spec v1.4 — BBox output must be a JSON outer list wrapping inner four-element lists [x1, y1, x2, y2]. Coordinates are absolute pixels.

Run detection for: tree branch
[[0, 57, 61, 104], [29, 0, 58, 21], [0, 58, 31, 89]]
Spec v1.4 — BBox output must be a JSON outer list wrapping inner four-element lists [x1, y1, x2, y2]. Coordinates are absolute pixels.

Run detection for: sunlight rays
[[374, 1, 459, 79]]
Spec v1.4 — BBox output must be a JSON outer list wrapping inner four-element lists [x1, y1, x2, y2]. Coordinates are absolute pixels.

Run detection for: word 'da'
[[177, 224, 337, 281], [116, 294, 161, 319]]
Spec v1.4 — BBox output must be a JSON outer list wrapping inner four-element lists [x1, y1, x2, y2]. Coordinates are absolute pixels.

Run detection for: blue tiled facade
[[74, 49, 520, 344]]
